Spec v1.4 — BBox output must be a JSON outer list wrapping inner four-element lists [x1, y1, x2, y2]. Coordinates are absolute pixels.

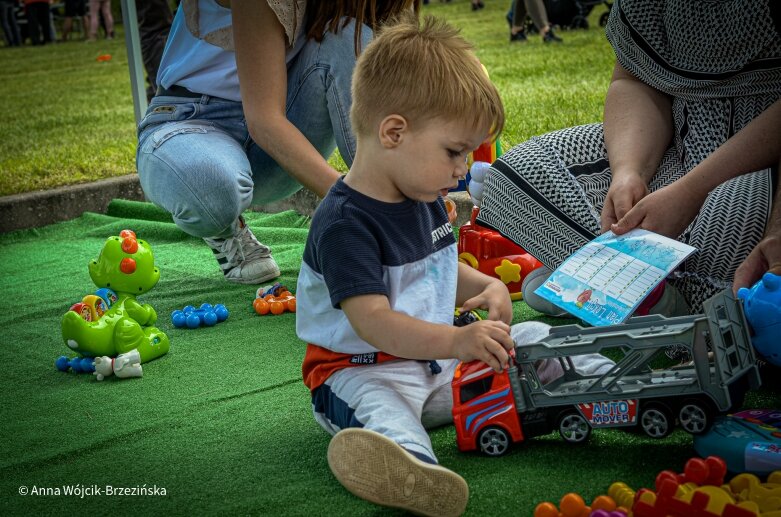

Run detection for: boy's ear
[[378, 114, 408, 148]]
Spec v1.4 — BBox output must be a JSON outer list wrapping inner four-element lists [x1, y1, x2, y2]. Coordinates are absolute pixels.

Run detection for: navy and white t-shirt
[[296, 178, 458, 356]]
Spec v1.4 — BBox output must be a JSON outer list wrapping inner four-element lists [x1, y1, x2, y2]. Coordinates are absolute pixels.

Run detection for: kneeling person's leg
[[137, 120, 279, 284]]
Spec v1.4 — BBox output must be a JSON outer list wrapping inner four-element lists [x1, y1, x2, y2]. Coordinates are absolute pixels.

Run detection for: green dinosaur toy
[[61, 230, 170, 375]]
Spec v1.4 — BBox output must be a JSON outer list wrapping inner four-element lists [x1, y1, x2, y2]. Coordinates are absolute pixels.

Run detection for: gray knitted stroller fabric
[[477, 0, 781, 326]]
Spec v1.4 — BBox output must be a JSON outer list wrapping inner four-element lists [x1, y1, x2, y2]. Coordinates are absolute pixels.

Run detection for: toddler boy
[[296, 14, 612, 516]]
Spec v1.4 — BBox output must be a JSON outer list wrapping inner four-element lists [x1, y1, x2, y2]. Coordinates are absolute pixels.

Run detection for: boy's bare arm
[[340, 294, 514, 372], [455, 263, 513, 324]]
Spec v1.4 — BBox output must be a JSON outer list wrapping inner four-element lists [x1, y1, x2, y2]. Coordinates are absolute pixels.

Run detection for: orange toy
[[534, 493, 603, 517], [254, 283, 296, 316]]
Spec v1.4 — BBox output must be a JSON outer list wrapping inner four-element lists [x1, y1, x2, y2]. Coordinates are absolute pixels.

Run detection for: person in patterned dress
[[477, 0, 781, 330]]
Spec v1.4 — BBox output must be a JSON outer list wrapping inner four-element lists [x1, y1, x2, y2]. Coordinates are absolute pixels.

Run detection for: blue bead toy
[[55, 355, 95, 373], [171, 303, 229, 329], [55, 355, 69, 371]]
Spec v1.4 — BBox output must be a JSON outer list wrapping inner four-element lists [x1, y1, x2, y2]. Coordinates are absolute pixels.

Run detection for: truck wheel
[[640, 404, 673, 438], [678, 400, 713, 435], [477, 426, 511, 456], [557, 411, 591, 444]]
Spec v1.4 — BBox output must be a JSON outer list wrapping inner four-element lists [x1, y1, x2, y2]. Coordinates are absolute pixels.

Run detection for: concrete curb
[[0, 175, 147, 234], [0, 174, 476, 233]]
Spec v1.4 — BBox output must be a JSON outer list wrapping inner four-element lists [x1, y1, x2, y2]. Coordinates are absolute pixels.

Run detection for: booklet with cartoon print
[[533, 229, 696, 326]]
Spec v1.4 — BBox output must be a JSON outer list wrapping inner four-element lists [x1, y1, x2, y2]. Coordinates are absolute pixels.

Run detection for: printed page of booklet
[[533, 229, 696, 326]]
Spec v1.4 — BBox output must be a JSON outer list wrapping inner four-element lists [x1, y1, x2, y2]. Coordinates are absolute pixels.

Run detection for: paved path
[[0, 175, 474, 233]]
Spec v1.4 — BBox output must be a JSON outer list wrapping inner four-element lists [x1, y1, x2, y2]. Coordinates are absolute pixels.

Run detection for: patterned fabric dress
[[477, 0, 781, 315]]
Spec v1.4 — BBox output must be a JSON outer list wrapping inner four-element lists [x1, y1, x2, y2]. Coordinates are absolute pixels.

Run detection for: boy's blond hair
[[350, 13, 504, 141]]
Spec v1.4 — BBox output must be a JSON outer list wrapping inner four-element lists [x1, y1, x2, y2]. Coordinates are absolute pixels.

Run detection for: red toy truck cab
[[457, 207, 542, 301], [452, 360, 523, 455]]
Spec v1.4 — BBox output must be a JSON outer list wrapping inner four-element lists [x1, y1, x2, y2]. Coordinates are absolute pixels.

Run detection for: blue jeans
[[137, 19, 370, 238]]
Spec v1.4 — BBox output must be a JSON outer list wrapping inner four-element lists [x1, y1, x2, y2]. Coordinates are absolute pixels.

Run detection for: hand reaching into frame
[[733, 235, 781, 293]]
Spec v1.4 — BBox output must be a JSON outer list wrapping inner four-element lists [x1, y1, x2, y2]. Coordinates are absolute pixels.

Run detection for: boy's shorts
[[311, 358, 459, 463]]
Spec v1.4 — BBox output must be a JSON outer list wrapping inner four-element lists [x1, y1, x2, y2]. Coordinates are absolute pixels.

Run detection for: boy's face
[[390, 117, 486, 203]]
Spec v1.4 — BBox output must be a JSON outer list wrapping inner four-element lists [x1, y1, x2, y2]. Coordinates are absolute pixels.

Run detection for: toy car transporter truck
[[452, 290, 761, 456]]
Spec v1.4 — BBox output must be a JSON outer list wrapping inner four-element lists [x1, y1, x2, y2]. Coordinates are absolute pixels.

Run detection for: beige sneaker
[[327, 428, 469, 516], [203, 216, 280, 284]]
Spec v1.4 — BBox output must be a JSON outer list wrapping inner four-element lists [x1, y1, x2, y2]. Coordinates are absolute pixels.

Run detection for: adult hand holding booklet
[[533, 229, 696, 326]]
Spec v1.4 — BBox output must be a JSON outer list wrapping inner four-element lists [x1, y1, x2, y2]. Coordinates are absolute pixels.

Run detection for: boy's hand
[[459, 278, 513, 325], [451, 320, 514, 373]]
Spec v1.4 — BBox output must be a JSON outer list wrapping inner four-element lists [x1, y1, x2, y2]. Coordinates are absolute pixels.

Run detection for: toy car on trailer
[[452, 289, 761, 456]]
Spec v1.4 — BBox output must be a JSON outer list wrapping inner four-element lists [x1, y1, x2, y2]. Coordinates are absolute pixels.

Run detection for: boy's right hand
[[452, 320, 514, 373]]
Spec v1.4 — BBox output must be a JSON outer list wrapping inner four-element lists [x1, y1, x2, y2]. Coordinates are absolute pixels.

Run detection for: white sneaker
[[645, 282, 690, 317], [521, 267, 569, 317], [203, 216, 280, 284], [523, 266, 690, 319], [328, 428, 469, 517]]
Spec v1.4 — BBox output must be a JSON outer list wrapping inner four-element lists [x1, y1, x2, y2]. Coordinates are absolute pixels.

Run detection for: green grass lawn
[[3, 5, 781, 515], [3, 200, 778, 517], [0, 0, 613, 196]]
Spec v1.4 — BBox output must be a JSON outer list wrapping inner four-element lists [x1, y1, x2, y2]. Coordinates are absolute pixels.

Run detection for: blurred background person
[[87, 0, 113, 41], [61, 0, 86, 41], [508, 0, 562, 43], [137, 0, 174, 101], [24, 0, 52, 45], [0, 0, 21, 47]]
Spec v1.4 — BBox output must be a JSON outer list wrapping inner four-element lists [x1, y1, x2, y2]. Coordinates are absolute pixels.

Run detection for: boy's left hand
[[459, 279, 513, 325]]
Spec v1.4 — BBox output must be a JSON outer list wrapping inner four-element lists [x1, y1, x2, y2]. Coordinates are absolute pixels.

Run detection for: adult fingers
[[733, 248, 765, 294], [612, 189, 637, 223], [733, 237, 781, 293], [601, 201, 618, 233], [611, 204, 646, 235]]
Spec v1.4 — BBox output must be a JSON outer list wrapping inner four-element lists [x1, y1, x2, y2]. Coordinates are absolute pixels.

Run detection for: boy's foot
[[328, 428, 468, 517], [203, 216, 280, 284]]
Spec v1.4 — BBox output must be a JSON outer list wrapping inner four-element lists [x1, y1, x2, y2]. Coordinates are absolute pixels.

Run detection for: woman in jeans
[[137, 0, 419, 285]]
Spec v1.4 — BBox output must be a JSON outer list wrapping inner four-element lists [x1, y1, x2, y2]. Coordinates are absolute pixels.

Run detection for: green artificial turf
[[1, 201, 779, 515], [0, 1, 613, 196]]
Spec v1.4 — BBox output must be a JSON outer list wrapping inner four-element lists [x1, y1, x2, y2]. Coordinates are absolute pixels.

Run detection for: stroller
[[545, 0, 613, 29]]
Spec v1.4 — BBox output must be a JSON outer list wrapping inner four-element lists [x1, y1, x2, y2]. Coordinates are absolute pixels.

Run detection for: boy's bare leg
[[328, 428, 468, 516]]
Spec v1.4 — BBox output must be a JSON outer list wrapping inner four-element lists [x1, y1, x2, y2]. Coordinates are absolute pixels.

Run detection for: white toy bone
[[93, 349, 143, 381]]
